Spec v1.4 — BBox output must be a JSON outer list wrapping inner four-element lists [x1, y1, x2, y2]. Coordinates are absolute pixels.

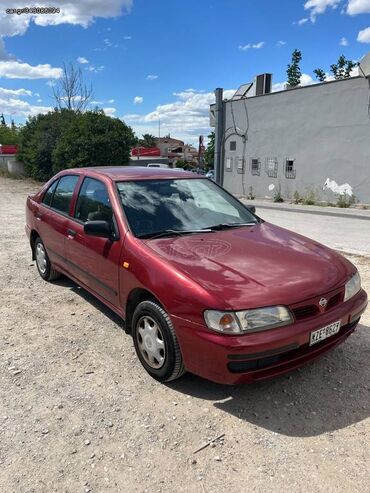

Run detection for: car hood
[[144, 222, 353, 309]]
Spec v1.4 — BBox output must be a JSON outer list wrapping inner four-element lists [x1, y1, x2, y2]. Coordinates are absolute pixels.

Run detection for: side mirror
[[84, 220, 113, 239], [246, 205, 256, 214]]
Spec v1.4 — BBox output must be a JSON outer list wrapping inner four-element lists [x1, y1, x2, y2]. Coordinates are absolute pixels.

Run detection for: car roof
[[66, 166, 199, 181]]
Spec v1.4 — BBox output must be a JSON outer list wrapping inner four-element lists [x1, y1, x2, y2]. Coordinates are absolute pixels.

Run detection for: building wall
[[221, 76, 370, 203]]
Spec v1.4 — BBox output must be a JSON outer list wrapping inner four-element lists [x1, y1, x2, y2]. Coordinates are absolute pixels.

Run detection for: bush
[[336, 193, 354, 208], [17, 109, 77, 181], [247, 186, 255, 200], [273, 185, 284, 203], [17, 109, 136, 181], [52, 110, 136, 173], [293, 191, 301, 204], [302, 188, 316, 205]]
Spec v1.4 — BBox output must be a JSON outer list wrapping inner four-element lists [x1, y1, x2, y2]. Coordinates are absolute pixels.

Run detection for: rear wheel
[[34, 237, 60, 282], [132, 300, 186, 382]]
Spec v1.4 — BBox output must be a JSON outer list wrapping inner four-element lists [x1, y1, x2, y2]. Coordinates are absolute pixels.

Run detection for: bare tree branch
[[52, 62, 93, 111]]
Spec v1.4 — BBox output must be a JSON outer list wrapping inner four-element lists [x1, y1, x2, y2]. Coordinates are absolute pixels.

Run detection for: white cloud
[[124, 35, 132, 40], [347, 0, 370, 15], [297, 17, 309, 25], [0, 87, 32, 97], [146, 74, 158, 80], [272, 73, 316, 92], [304, 0, 341, 22], [108, 98, 115, 103], [133, 96, 143, 104], [86, 64, 104, 73], [0, 0, 133, 37], [0, 60, 62, 79], [339, 36, 349, 46], [103, 38, 118, 48], [0, 96, 51, 116], [77, 56, 89, 64], [276, 40, 287, 46], [239, 41, 265, 50], [238, 44, 251, 50], [357, 26, 370, 42], [103, 107, 116, 116], [123, 88, 235, 144]]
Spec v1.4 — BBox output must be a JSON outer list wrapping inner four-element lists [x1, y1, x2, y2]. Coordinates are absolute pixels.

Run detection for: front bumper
[[172, 289, 368, 385]]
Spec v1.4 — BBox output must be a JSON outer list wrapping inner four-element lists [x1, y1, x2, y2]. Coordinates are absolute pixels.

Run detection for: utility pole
[[214, 88, 224, 185]]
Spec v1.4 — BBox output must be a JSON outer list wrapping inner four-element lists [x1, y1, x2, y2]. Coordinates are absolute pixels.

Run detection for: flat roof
[[67, 166, 196, 180], [210, 75, 364, 108]]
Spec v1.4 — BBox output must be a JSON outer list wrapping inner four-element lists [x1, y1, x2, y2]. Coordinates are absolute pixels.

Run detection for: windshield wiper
[[203, 222, 256, 231], [137, 228, 214, 240]]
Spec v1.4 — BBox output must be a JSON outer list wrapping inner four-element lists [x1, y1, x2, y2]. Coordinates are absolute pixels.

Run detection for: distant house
[[154, 135, 198, 166]]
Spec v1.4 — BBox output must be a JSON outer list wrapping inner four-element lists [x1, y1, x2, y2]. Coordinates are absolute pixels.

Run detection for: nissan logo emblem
[[319, 297, 328, 308]]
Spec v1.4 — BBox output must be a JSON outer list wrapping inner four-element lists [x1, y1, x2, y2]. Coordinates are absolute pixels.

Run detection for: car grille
[[227, 319, 359, 373], [291, 290, 343, 321]]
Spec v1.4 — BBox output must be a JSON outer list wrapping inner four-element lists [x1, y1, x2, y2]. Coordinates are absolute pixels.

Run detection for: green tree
[[287, 49, 302, 87], [0, 122, 20, 144], [17, 109, 77, 181], [313, 68, 326, 82], [330, 55, 357, 79], [52, 110, 136, 173], [138, 133, 156, 148], [204, 131, 215, 167]]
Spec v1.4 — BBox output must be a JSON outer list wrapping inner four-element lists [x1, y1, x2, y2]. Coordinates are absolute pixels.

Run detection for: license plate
[[309, 321, 341, 346]]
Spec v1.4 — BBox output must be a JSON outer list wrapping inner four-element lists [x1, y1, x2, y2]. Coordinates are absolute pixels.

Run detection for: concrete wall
[[0, 155, 25, 175], [220, 76, 370, 203]]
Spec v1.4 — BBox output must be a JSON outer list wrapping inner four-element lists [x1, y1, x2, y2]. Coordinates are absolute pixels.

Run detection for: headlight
[[204, 306, 293, 334], [344, 272, 361, 302]]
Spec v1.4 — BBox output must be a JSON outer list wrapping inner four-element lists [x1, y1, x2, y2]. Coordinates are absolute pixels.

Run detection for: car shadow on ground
[[53, 276, 125, 328], [169, 323, 370, 437]]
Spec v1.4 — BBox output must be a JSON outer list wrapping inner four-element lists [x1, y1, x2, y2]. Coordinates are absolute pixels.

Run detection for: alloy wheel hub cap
[[137, 316, 165, 369]]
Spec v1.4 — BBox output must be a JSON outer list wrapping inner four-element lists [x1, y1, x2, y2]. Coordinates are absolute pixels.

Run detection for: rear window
[[50, 175, 79, 215], [42, 180, 59, 206]]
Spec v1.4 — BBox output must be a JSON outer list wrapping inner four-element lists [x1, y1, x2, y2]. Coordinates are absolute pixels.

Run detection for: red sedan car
[[25, 167, 368, 385]]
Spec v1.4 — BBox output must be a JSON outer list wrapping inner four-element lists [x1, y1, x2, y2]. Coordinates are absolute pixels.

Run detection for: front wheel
[[132, 300, 186, 382], [34, 236, 60, 282]]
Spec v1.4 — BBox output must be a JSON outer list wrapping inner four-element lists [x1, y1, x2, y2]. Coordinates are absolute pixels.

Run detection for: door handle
[[67, 228, 76, 237]]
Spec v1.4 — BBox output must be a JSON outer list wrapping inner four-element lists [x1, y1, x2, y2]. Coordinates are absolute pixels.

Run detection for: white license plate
[[309, 321, 341, 346]]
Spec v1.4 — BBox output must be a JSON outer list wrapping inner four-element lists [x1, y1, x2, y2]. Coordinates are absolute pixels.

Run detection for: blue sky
[[0, 0, 369, 144]]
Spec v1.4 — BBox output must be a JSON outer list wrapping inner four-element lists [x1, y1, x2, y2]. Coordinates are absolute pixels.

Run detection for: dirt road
[[0, 176, 369, 493]]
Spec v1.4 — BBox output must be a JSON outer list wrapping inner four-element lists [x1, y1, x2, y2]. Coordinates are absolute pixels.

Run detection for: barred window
[[237, 157, 245, 174], [225, 157, 233, 171], [285, 159, 296, 179], [265, 158, 278, 178], [250, 158, 261, 175]]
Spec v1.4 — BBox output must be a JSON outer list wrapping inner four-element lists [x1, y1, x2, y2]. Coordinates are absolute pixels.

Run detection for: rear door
[[37, 175, 79, 271], [65, 177, 121, 308]]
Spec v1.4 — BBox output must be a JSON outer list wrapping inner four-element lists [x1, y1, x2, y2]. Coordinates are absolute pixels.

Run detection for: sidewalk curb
[[252, 203, 370, 221]]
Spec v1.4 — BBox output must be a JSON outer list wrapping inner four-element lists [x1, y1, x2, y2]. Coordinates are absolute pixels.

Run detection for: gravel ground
[[0, 176, 369, 493]]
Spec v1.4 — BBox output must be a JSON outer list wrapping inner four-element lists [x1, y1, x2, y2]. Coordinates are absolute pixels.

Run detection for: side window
[[50, 175, 79, 214], [75, 177, 113, 226], [42, 180, 59, 206]]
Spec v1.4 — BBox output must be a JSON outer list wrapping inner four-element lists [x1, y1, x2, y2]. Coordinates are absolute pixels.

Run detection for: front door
[[65, 177, 121, 308]]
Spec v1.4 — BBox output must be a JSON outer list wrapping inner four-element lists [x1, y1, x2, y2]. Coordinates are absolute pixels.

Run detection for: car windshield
[[116, 178, 258, 238]]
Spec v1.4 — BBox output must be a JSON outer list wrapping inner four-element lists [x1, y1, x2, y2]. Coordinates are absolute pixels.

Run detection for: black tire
[[132, 300, 186, 382], [34, 236, 61, 282]]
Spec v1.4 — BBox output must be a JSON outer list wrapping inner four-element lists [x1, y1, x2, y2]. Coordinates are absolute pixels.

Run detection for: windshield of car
[[116, 178, 258, 238]]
